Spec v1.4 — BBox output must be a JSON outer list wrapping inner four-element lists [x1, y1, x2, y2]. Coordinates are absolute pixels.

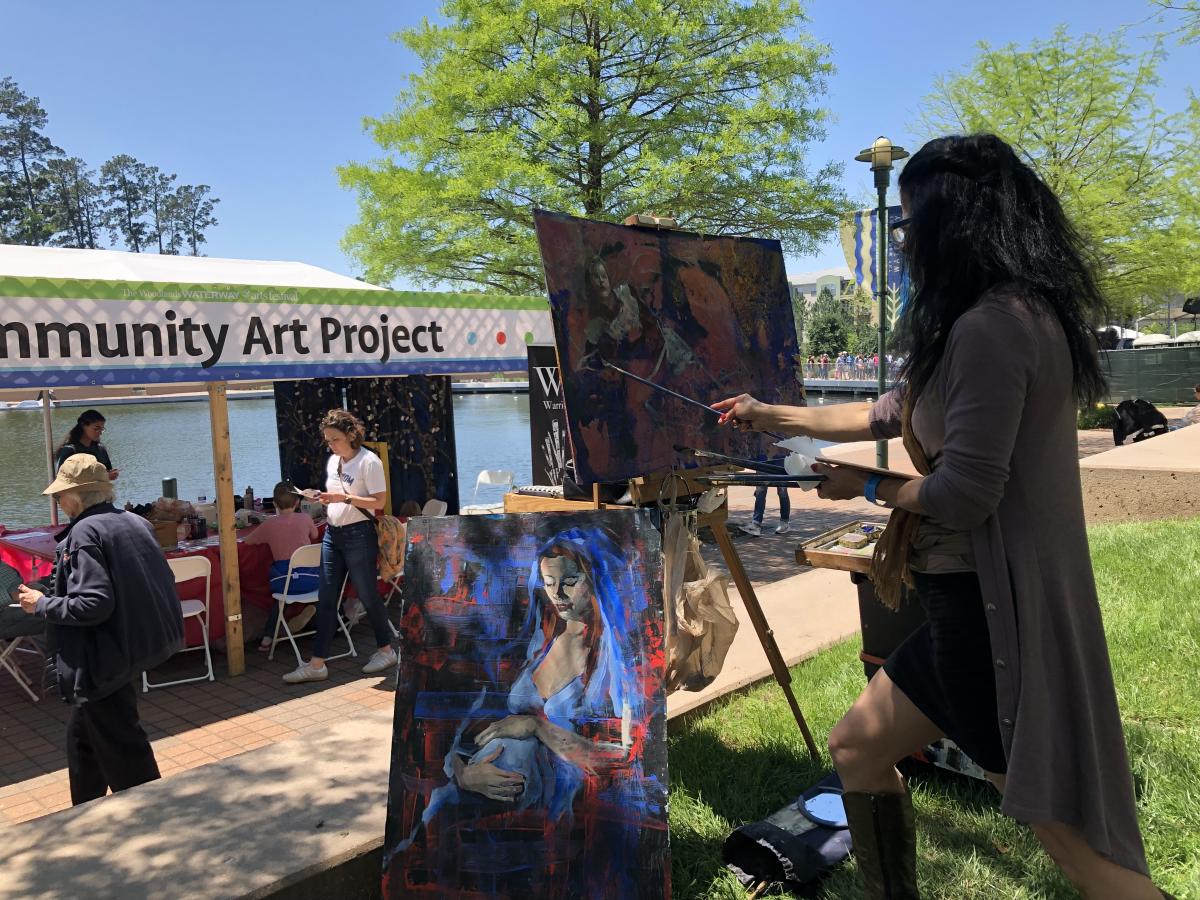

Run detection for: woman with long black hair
[[714, 134, 1167, 898], [55, 409, 118, 480]]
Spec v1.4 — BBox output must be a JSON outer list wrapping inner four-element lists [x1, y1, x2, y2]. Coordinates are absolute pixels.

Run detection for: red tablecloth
[[0, 520, 387, 649], [0, 523, 276, 648], [167, 537, 274, 646]]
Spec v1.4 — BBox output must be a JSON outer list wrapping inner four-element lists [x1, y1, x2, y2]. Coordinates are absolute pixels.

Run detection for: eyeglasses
[[889, 216, 912, 246]]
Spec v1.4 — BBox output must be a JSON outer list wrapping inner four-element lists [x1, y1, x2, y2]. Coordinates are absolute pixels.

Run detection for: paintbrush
[[675, 445, 788, 474], [601, 360, 787, 440]]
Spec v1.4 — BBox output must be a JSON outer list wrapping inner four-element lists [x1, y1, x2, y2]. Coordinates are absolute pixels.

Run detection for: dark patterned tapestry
[[345, 376, 460, 515], [273, 378, 346, 491]]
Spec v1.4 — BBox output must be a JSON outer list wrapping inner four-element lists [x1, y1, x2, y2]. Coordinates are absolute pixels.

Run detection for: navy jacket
[[35, 503, 184, 703]]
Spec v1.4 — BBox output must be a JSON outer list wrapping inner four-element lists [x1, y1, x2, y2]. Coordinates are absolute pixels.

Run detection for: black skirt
[[882, 569, 1008, 774]]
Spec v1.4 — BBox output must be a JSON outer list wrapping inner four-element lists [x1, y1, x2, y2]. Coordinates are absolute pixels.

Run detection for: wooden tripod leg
[[711, 520, 821, 761]]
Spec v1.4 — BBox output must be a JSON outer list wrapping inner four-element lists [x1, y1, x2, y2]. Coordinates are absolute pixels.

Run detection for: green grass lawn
[[667, 518, 1200, 898]]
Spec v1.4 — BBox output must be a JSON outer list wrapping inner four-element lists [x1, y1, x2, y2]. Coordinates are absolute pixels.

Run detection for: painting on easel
[[382, 510, 669, 899], [533, 209, 805, 486]]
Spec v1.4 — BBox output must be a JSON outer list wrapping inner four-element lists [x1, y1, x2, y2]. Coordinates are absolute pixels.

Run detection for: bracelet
[[864, 474, 888, 507]]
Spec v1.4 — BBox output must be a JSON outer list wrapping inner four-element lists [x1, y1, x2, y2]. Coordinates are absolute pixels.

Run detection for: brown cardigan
[[869, 290, 1149, 876]]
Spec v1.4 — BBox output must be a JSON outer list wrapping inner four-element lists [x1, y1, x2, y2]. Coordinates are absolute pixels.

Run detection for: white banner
[[0, 278, 553, 388]]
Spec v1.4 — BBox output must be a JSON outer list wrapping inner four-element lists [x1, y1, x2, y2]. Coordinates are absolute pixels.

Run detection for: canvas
[[533, 210, 805, 485], [383, 509, 669, 899]]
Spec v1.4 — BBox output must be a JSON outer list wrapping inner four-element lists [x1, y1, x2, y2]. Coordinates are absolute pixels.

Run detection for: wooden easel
[[604, 212, 820, 759], [626, 468, 821, 761]]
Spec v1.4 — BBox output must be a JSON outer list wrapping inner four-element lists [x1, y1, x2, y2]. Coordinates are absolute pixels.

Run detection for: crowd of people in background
[[802, 352, 905, 381]]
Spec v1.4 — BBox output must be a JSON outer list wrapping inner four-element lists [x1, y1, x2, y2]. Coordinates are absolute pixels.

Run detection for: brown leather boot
[[842, 790, 920, 899]]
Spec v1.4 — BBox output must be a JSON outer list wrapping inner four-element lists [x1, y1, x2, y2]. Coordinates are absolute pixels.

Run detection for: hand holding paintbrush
[[601, 361, 786, 441]]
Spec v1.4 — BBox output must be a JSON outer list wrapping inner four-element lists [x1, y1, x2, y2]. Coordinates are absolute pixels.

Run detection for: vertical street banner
[[526, 344, 570, 486], [839, 205, 909, 329]]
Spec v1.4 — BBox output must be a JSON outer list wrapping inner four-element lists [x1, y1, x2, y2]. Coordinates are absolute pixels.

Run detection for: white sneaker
[[289, 605, 317, 632], [282, 662, 328, 684], [362, 648, 398, 675], [775, 522, 791, 535], [739, 522, 762, 537]]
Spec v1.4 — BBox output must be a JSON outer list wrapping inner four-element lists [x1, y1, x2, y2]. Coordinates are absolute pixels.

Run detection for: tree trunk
[[584, 13, 603, 217]]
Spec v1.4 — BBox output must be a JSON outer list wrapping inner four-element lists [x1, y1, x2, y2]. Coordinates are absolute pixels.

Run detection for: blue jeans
[[314, 520, 391, 658], [752, 485, 790, 525]]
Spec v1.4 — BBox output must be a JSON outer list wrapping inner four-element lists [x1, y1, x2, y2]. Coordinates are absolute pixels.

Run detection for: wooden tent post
[[208, 382, 245, 676], [42, 391, 58, 526]]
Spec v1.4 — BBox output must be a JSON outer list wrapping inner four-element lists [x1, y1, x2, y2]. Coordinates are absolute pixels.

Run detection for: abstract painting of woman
[[383, 513, 668, 900]]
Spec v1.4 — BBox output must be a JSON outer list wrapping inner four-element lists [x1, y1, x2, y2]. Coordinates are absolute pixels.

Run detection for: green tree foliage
[[145, 166, 178, 254], [100, 154, 153, 252], [0, 76, 220, 254], [0, 77, 61, 245], [171, 184, 219, 256], [844, 286, 878, 356], [341, 0, 848, 292], [805, 287, 848, 357], [45, 157, 102, 249], [1151, 1, 1200, 44], [918, 28, 1200, 320]]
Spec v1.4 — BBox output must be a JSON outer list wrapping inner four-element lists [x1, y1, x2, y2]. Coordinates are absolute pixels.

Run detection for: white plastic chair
[[421, 499, 449, 517], [460, 470, 514, 515], [266, 543, 356, 665], [143, 555, 215, 692], [472, 470, 514, 501]]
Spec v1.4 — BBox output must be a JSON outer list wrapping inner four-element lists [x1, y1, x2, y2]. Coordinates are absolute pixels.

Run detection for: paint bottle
[[244, 485, 255, 512]]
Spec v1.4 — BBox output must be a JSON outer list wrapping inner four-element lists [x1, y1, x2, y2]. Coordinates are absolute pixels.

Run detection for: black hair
[[895, 134, 1107, 406], [60, 409, 105, 449]]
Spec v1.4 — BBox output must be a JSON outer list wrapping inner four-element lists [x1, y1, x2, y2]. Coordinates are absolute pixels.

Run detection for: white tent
[[0, 244, 386, 290], [1131, 333, 1174, 347], [0, 244, 552, 676], [1172, 330, 1200, 344]]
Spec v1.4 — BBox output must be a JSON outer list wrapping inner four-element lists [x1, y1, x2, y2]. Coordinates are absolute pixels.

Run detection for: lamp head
[[855, 136, 909, 171]]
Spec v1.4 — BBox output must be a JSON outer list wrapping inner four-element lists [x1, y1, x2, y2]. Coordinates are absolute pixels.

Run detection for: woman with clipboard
[[714, 135, 1165, 899]]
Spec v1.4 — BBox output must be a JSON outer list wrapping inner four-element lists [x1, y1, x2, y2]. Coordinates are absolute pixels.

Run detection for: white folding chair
[[460, 470, 514, 514], [421, 499, 448, 517], [143, 555, 215, 692], [266, 543, 356, 665], [0, 636, 41, 702]]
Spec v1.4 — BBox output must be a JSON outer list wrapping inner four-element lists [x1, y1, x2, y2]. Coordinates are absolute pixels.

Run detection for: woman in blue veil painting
[[386, 525, 664, 897]]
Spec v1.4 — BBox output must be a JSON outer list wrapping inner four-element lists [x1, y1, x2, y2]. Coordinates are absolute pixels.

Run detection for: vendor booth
[[0, 244, 552, 675]]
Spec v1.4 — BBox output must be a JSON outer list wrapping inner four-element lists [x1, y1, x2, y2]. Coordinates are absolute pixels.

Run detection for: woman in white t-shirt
[[283, 409, 394, 684]]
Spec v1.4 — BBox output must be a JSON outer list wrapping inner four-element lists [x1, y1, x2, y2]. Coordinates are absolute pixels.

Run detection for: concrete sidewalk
[[0, 565, 861, 899]]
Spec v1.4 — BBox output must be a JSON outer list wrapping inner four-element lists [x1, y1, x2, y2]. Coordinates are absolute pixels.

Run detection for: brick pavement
[[0, 619, 397, 827]]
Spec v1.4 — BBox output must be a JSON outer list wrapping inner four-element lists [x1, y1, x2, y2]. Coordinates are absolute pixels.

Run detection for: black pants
[[66, 681, 160, 805]]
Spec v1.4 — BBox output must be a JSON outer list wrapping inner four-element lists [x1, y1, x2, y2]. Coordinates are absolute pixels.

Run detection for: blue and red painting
[[534, 209, 805, 486], [383, 510, 670, 899]]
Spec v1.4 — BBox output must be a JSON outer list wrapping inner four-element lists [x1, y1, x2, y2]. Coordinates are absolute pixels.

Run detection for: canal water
[[0, 390, 864, 529], [0, 394, 533, 528]]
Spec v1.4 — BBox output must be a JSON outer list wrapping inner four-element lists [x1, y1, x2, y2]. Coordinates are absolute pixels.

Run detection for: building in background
[[787, 266, 854, 306]]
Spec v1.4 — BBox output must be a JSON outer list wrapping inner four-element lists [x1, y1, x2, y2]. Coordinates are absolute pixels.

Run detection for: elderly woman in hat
[[16, 454, 183, 805]]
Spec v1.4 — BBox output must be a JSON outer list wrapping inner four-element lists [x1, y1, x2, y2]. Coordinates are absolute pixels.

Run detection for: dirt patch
[[1081, 468, 1200, 523]]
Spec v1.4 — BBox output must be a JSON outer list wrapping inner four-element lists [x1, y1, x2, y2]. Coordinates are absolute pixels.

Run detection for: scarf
[[868, 392, 932, 610]]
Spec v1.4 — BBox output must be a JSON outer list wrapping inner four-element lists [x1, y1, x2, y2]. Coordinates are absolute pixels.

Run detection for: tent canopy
[[0, 245, 552, 392]]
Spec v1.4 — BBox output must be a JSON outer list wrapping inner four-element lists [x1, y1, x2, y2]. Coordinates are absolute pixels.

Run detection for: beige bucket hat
[[43, 454, 110, 495]]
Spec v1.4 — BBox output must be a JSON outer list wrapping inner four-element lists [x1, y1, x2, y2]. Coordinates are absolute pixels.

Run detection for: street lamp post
[[855, 136, 908, 467]]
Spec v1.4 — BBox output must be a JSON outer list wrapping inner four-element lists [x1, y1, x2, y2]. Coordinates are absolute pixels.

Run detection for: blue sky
[[2, 1, 1195, 287]]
